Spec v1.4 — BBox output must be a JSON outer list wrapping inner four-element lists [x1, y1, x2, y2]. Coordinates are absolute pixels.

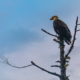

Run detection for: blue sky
[[0, 0, 80, 80], [0, 0, 79, 53]]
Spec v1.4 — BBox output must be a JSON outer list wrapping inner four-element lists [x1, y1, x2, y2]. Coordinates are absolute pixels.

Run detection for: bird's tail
[[63, 38, 71, 45]]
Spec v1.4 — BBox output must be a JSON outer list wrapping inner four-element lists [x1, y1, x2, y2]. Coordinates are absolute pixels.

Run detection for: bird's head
[[50, 15, 59, 21]]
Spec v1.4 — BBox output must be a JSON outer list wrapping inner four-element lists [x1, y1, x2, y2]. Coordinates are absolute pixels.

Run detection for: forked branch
[[0, 54, 32, 68]]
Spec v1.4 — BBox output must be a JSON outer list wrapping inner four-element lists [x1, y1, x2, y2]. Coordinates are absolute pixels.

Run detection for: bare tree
[[0, 16, 80, 80]]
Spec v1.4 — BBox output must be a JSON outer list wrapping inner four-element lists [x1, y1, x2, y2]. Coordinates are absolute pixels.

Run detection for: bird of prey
[[50, 15, 72, 45]]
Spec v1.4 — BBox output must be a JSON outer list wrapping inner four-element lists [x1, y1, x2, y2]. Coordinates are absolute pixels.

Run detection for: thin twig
[[31, 61, 61, 78], [65, 17, 78, 58], [41, 29, 58, 38], [7, 62, 32, 68], [0, 54, 32, 68]]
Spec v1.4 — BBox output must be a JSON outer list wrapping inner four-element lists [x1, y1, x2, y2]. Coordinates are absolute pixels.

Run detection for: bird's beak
[[50, 17, 53, 20]]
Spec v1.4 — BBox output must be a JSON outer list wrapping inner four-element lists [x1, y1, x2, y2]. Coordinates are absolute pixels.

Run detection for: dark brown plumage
[[50, 15, 72, 45]]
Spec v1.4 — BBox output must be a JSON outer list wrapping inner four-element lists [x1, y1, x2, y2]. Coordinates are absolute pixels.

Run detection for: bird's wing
[[54, 19, 72, 38]]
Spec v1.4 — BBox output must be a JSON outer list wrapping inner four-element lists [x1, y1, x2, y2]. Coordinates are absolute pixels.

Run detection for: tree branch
[[65, 16, 79, 58], [55, 60, 61, 63], [77, 24, 80, 25], [53, 39, 61, 44], [55, 61, 69, 64], [7, 60, 32, 68], [51, 65, 60, 68], [0, 54, 32, 68], [76, 29, 80, 32], [41, 29, 58, 38], [31, 61, 61, 78]]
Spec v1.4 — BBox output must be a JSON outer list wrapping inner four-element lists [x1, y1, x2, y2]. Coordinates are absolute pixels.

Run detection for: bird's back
[[53, 19, 72, 45], [53, 19, 72, 39]]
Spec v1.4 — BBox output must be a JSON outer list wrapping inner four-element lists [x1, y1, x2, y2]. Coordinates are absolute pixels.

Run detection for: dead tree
[[0, 17, 80, 80]]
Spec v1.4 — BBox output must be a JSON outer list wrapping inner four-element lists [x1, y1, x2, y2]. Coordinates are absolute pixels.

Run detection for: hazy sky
[[0, 0, 80, 80]]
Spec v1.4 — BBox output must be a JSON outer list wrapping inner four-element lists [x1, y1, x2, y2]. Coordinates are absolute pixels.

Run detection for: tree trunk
[[60, 38, 66, 80]]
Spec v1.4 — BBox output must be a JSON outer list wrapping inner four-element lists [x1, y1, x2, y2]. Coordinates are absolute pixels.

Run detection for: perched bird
[[50, 15, 72, 45]]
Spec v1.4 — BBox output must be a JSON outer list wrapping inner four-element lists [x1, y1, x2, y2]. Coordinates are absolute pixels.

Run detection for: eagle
[[50, 15, 72, 45]]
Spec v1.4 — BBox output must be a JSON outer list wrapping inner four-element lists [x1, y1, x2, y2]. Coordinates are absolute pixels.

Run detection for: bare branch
[[77, 24, 80, 25], [55, 60, 61, 63], [65, 16, 79, 58], [53, 39, 61, 44], [41, 29, 58, 38], [51, 65, 60, 68], [76, 29, 80, 32], [0, 54, 32, 68], [55, 60, 69, 63], [31, 61, 61, 78], [0, 54, 8, 63], [7, 61, 32, 68]]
